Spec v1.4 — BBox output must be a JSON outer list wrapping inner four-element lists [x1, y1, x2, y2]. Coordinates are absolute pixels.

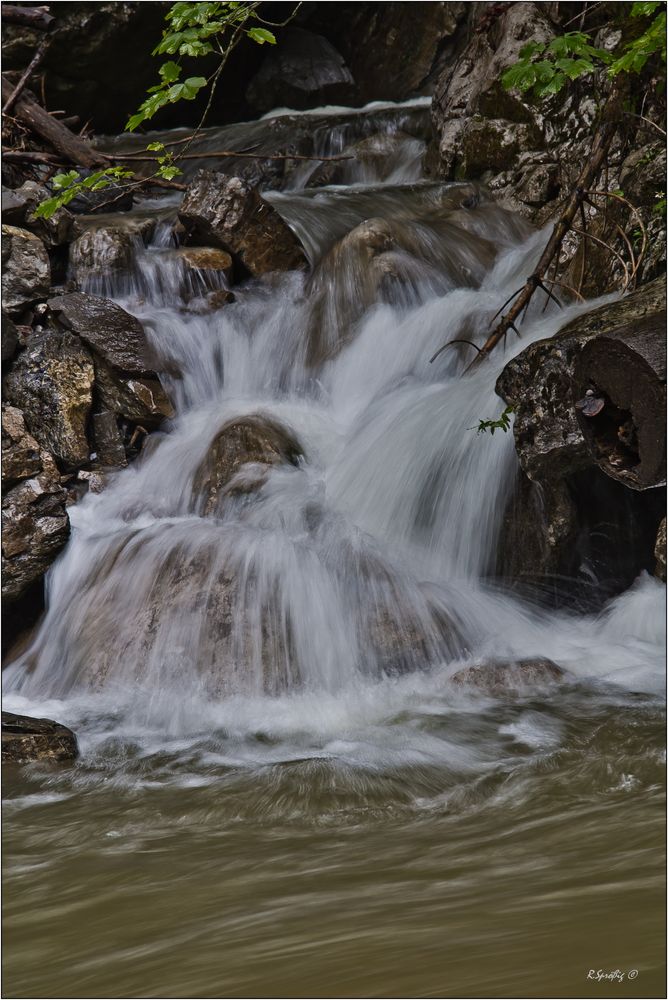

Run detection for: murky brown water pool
[[3, 692, 664, 999]]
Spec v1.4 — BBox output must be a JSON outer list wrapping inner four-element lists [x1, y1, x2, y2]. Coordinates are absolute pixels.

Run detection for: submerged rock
[[192, 414, 303, 515], [2, 712, 78, 763], [2, 406, 69, 602], [1, 225, 51, 316], [451, 657, 565, 694], [3, 328, 95, 469], [179, 171, 306, 276]]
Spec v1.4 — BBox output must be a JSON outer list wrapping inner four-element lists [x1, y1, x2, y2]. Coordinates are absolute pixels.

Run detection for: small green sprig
[[470, 405, 515, 436]]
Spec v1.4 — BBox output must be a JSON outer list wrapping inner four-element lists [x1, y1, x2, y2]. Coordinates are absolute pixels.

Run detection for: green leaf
[[146, 141, 166, 152], [159, 60, 181, 82], [156, 164, 182, 180], [52, 170, 79, 191], [247, 26, 276, 44]]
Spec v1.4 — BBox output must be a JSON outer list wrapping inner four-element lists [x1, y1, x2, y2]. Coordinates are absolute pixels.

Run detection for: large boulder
[[3, 328, 95, 469], [496, 277, 666, 596], [47, 292, 157, 373], [496, 276, 666, 484], [179, 171, 306, 277], [46, 292, 174, 429], [246, 28, 355, 114], [1, 226, 50, 316], [2, 406, 70, 602], [192, 414, 303, 515], [2, 712, 78, 763]]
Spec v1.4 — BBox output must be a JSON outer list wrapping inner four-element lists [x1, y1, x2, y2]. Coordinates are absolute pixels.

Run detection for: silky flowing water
[[3, 100, 665, 999]]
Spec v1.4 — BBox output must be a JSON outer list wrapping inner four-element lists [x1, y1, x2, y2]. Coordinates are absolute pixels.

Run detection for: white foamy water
[[4, 108, 665, 769]]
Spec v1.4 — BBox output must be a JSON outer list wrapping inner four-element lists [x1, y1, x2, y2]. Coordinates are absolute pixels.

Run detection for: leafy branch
[[470, 405, 515, 435], [501, 3, 665, 99]]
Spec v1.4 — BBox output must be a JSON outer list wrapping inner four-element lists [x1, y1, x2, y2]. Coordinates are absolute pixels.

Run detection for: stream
[[3, 98, 665, 1000]]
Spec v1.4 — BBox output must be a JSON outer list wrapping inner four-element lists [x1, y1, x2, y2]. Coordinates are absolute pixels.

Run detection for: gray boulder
[[1, 225, 50, 316], [179, 171, 306, 276], [3, 329, 95, 469], [2, 406, 70, 602]]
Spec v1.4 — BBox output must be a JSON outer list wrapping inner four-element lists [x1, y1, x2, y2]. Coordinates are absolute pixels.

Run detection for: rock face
[[334, 2, 468, 103], [432, 3, 552, 190], [3, 329, 95, 469], [1, 226, 50, 315], [192, 414, 303, 515], [179, 172, 306, 276], [246, 28, 355, 113], [2, 712, 78, 764], [2, 406, 69, 602]]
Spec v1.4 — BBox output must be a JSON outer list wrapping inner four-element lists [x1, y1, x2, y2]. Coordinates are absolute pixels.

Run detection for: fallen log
[[1, 4, 54, 31], [1, 76, 106, 169], [574, 312, 666, 490]]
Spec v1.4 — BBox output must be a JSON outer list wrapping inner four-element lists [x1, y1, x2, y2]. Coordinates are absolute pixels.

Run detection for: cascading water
[[3, 100, 665, 1000]]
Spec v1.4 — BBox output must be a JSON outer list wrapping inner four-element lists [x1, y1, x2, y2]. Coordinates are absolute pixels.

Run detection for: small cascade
[[4, 100, 665, 726]]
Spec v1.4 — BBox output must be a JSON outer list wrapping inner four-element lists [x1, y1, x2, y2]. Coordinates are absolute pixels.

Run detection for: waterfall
[[4, 101, 665, 730]]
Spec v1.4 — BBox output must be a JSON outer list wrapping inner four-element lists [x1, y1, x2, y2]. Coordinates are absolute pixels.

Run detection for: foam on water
[[4, 107, 665, 778]]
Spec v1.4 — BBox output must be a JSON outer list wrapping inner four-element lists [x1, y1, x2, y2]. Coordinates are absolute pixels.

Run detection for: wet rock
[[94, 362, 174, 429], [1, 225, 50, 316], [179, 171, 306, 277], [2, 712, 78, 764], [92, 410, 127, 468], [246, 28, 355, 114], [1, 407, 69, 602], [2, 405, 42, 487], [3, 328, 95, 469], [192, 414, 303, 515], [496, 275, 667, 483], [173, 246, 234, 300], [655, 518, 666, 583], [2, 313, 19, 363], [451, 657, 565, 694], [175, 247, 234, 280], [68, 226, 135, 287], [47, 292, 158, 374]]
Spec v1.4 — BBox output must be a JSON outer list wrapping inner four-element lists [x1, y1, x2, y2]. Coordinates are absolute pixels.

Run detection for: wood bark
[[1, 77, 106, 169], [1, 4, 55, 31], [574, 312, 666, 490]]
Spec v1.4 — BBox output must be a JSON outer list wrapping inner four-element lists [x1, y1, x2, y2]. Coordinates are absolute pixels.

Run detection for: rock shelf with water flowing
[[4, 100, 665, 739]]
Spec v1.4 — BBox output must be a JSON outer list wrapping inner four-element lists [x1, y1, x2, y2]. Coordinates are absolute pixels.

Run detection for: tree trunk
[[574, 312, 666, 490]]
